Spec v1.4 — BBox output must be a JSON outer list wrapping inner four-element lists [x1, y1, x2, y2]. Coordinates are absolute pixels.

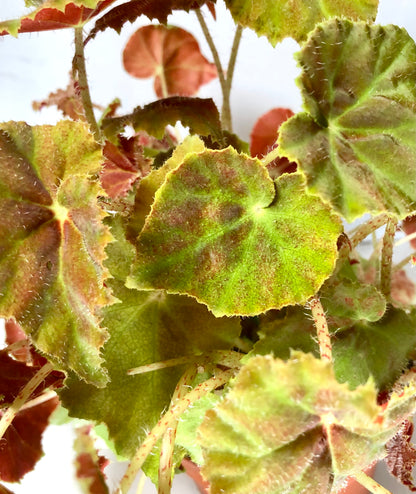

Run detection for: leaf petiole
[[308, 297, 332, 362], [353, 470, 392, 494]]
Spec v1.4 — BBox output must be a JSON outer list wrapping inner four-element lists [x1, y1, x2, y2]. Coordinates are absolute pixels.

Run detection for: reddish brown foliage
[[386, 420, 416, 491]]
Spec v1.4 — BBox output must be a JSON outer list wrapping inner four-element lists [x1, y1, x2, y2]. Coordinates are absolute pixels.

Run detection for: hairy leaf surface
[[224, 0, 378, 44], [198, 353, 416, 494], [123, 25, 216, 98], [128, 148, 341, 316], [279, 20, 416, 221], [0, 121, 112, 385], [59, 214, 240, 457]]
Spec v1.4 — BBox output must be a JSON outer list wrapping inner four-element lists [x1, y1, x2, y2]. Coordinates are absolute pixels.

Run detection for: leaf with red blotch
[[0, 396, 59, 482], [0, 1, 114, 37], [250, 108, 296, 178], [100, 141, 147, 199], [85, 0, 212, 42], [403, 215, 416, 249], [385, 420, 416, 492], [0, 352, 64, 406], [123, 25, 217, 98], [74, 425, 109, 494]]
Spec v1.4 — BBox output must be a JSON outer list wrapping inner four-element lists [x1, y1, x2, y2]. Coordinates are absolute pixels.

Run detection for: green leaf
[[0, 121, 112, 386], [59, 214, 241, 457], [224, 0, 378, 45], [102, 97, 222, 141], [332, 307, 416, 391], [128, 148, 341, 316], [197, 352, 416, 494], [279, 20, 416, 221]]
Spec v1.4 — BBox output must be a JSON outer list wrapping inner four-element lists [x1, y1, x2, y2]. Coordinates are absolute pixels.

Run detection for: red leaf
[[402, 215, 416, 249], [123, 25, 217, 98], [250, 108, 296, 178], [385, 420, 416, 491], [0, 1, 114, 36], [85, 0, 212, 42], [0, 484, 14, 494], [0, 396, 59, 482]]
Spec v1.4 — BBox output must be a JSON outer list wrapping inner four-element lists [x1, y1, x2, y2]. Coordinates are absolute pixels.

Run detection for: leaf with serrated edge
[[197, 352, 416, 494], [279, 20, 416, 221], [59, 212, 240, 457], [0, 121, 112, 386], [224, 0, 378, 45], [128, 147, 341, 316]]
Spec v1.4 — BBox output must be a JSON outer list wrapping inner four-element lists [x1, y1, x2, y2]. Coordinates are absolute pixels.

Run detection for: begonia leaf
[[74, 425, 109, 494], [385, 420, 416, 492], [224, 0, 378, 45], [0, 121, 112, 386], [59, 212, 240, 457], [0, 484, 14, 494], [102, 97, 222, 141], [85, 0, 211, 42], [197, 352, 416, 494], [250, 108, 296, 178], [0, 396, 59, 482], [128, 148, 341, 316], [403, 215, 416, 249], [332, 307, 416, 391], [123, 25, 217, 98], [0, 1, 113, 37], [279, 20, 416, 221]]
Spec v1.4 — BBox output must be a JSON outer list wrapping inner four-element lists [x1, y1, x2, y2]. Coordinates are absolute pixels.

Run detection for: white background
[[1, 0, 416, 492]]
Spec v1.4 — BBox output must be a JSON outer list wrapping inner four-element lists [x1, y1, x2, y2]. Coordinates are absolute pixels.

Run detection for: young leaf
[[102, 97, 222, 141], [197, 352, 416, 494], [0, 1, 113, 37], [224, 0, 378, 45], [123, 25, 217, 98], [74, 425, 110, 494], [128, 148, 341, 316], [85, 0, 211, 42], [0, 121, 112, 386], [0, 396, 59, 483], [250, 108, 296, 178], [279, 20, 416, 221]]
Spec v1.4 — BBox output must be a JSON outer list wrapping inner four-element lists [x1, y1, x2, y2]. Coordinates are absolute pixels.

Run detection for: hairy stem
[[380, 217, 398, 298], [221, 24, 243, 133], [309, 297, 332, 362], [392, 251, 416, 272], [0, 362, 54, 440], [74, 27, 101, 141], [1, 339, 29, 355], [158, 365, 198, 494], [262, 146, 281, 166], [117, 368, 236, 494], [394, 230, 416, 247], [353, 470, 392, 494]]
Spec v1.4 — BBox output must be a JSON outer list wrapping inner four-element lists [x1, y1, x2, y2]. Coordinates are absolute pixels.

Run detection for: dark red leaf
[[250, 108, 296, 178], [0, 1, 114, 36], [402, 216, 416, 249], [0, 396, 59, 482], [385, 420, 416, 491], [0, 483, 14, 494], [123, 25, 217, 98], [85, 0, 212, 42]]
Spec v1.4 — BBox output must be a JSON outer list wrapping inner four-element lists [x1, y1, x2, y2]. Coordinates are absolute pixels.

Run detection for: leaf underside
[[128, 147, 341, 316], [279, 19, 416, 221], [0, 121, 112, 386]]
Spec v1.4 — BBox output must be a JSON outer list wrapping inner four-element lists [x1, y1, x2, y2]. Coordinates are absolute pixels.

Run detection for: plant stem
[[0, 339, 29, 354], [394, 230, 416, 247], [392, 251, 416, 272], [135, 473, 146, 494], [353, 470, 392, 494], [158, 365, 198, 494], [117, 368, 236, 494], [74, 27, 101, 141], [0, 362, 54, 440], [309, 297, 332, 362], [221, 24, 243, 133], [262, 146, 281, 166], [380, 217, 398, 298]]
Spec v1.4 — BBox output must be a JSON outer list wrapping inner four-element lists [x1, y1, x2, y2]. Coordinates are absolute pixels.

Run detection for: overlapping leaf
[[0, 121, 112, 385], [0, 1, 113, 36], [102, 97, 222, 141], [59, 212, 240, 457], [123, 25, 217, 98], [224, 0, 378, 45], [279, 20, 416, 221], [197, 352, 416, 494], [128, 147, 341, 316]]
